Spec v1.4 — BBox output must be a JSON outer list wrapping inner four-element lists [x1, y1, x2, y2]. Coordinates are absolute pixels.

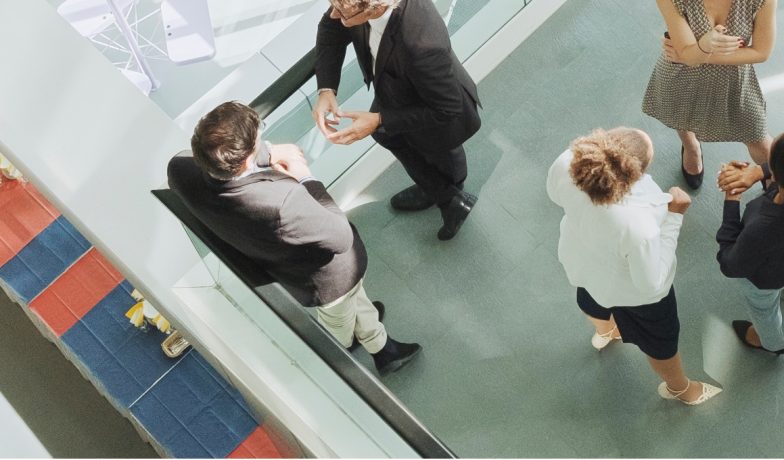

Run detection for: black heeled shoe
[[731, 320, 784, 355], [680, 144, 704, 190]]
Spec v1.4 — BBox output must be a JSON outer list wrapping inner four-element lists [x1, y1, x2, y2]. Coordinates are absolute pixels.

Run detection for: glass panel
[[46, 0, 320, 117], [173, 222, 424, 457], [261, 0, 535, 186], [163, 0, 538, 452], [182, 225, 221, 285], [45, 0, 530, 167]]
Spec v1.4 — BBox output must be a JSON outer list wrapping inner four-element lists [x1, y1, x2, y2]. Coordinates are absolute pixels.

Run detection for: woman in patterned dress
[[642, 0, 777, 189]]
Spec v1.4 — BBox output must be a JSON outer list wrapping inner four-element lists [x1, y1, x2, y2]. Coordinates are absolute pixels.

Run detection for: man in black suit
[[167, 101, 421, 375], [313, 0, 482, 240]]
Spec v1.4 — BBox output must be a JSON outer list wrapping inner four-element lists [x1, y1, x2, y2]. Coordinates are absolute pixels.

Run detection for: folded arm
[[657, 0, 776, 66]]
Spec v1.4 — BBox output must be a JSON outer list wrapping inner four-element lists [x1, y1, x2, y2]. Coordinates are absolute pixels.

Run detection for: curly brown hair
[[569, 128, 650, 205]]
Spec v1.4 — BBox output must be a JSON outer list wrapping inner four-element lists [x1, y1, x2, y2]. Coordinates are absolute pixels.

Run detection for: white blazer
[[546, 149, 683, 307]]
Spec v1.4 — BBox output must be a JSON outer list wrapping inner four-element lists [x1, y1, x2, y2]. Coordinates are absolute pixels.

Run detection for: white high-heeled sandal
[[657, 380, 722, 406], [591, 326, 621, 350]]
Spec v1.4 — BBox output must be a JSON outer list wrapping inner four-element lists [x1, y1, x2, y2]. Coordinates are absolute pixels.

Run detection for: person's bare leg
[[677, 130, 702, 174], [585, 313, 621, 338], [647, 353, 704, 402], [746, 135, 773, 165]]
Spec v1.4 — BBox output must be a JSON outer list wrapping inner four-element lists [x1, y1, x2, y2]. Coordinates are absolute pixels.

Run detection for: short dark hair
[[191, 101, 260, 180], [771, 134, 784, 188]]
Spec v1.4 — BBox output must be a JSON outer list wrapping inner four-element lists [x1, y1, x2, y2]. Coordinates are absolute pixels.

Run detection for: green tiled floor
[[347, 0, 784, 457]]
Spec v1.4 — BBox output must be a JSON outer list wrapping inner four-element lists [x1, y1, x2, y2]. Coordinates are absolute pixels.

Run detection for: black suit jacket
[[316, 0, 481, 153], [168, 151, 368, 307]]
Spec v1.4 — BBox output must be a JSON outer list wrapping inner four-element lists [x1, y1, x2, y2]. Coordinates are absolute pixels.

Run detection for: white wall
[[0, 0, 417, 457]]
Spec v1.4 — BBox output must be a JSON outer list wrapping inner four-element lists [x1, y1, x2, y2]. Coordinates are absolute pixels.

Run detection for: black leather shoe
[[681, 144, 704, 190], [437, 191, 478, 241], [390, 185, 436, 211], [731, 320, 784, 355], [347, 301, 386, 352], [373, 338, 422, 375]]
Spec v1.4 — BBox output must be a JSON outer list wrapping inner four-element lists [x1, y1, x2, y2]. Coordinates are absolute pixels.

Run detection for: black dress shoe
[[681, 144, 704, 190], [390, 185, 436, 211], [347, 301, 386, 352], [731, 320, 784, 355], [437, 191, 478, 241], [373, 338, 422, 375]]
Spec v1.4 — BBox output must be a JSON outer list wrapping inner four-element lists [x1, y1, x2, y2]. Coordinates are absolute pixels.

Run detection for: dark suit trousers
[[371, 128, 467, 207]]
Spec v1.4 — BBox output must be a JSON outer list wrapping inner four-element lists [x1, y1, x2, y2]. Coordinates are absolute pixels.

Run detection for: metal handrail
[[153, 46, 454, 458], [152, 189, 454, 458], [249, 48, 317, 119]]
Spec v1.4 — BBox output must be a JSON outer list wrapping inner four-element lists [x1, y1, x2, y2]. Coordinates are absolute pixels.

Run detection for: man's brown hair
[[191, 101, 260, 180]]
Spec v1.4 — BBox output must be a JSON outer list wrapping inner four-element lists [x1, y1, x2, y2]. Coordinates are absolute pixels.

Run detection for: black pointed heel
[[681, 144, 704, 190]]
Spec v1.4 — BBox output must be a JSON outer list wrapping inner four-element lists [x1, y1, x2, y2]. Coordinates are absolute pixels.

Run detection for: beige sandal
[[657, 380, 722, 406], [591, 326, 621, 350]]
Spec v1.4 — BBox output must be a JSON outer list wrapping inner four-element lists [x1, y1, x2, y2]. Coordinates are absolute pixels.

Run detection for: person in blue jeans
[[717, 133, 784, 354]]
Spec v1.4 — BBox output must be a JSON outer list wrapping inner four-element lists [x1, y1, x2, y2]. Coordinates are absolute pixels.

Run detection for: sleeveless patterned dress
[[642, 0, 768, 143]]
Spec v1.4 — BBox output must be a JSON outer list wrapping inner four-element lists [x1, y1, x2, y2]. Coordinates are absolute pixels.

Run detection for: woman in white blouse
[[547, 127, 721, 405]]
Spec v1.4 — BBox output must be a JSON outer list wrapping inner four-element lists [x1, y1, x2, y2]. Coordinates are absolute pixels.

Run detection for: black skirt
[[576, 286, 679, 360]]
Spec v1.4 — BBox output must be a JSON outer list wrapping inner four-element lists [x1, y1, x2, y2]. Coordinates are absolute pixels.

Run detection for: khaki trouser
[[316, 279, 387, 354]]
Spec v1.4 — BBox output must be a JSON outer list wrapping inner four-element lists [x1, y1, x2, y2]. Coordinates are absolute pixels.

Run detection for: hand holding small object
[[326, 111, 381, 145], [312, 90, 341, 136]]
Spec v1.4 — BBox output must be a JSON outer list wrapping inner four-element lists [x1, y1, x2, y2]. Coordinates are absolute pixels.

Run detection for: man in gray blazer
[[167, 101, 421, 375], [313, 0, 482, 240]]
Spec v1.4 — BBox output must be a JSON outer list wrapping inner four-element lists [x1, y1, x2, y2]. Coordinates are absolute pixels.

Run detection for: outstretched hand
[[326, 111, 381, 145]]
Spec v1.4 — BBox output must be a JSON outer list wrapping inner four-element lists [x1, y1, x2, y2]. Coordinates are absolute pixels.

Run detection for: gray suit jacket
[[167, 151, 368, 306]]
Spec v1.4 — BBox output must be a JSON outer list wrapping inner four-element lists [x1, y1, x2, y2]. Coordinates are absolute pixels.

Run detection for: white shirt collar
[[368, 6, 394, 31]]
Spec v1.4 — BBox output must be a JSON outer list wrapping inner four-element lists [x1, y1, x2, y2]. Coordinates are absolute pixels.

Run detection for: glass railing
[[154, 0, 539, 456], [259, 0, 537, 187], [153, 189, 451, 457], [45, 0, 324, 117]]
